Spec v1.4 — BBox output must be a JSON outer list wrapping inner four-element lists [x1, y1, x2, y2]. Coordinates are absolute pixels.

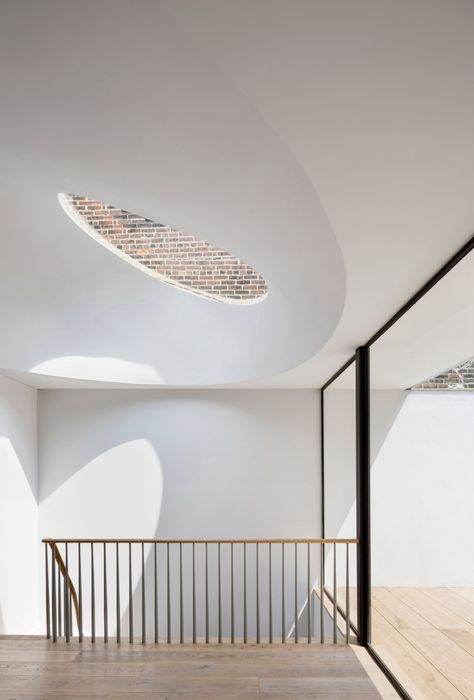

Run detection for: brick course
[[61, 194, 268, 304], [412, 358, 474, 389]]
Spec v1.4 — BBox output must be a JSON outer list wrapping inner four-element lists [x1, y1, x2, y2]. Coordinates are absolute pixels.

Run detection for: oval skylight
[[58, 193, 268, 304]]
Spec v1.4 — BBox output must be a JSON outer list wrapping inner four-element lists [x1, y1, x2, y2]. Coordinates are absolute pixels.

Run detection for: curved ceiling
[[2, 1, 474, 388], [0, 0, 345, 386]]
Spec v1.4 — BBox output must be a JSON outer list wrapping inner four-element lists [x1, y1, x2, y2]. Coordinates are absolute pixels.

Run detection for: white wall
[[0, 374, 39, 633], [324, 388, 474, 586], [371, 391, 474, 586], [38, 389, 320, 639]]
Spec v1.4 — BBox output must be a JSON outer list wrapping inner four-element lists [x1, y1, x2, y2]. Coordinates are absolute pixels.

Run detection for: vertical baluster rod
[[256, 543, 260, 644], [281, 543, 285, 644], [78, 543, 83, 642], [58, 556, 62, 638], [346, 543, 350, 645], [243, 543, 247, 644], [294, 543, 298, 644], [51, 545, 57, 642], [333, 544, 337, 644], [116, 543, 120, 644], [307, 543, 311, 644], [141, 542, 146, 644], [205, 543, 209, 644], [104, 543, 108, 643], [129, 543, 133, 643], [65, 543, 70, 642], [320, 543, 324, 644], [154, 543, 158, 644], [268, 543, 273, 644], [192, 543, 196, 644], [45, 543, 51, 639], [231, 543, 235, 644], [167, 543, 171, 644], [179, 543, 183, 644], [218, 543, 222, 644], [91, 543, 95, 643]]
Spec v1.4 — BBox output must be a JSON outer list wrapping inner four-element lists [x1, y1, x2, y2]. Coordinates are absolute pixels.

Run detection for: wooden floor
[[342, 587, 474, 700], [0, 637, 398, 700]]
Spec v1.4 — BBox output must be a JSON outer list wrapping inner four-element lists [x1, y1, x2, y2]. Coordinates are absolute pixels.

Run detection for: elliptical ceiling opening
[[59, 193, 268, 304]]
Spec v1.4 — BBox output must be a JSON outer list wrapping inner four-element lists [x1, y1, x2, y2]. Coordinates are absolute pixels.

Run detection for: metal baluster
[[192, 543, 196, 644], [320, 543, 324, 644], [116, 543, 120, 643], [256, 543, 260, 644], [45, 543, 51, 639], [78, 543, 83, 642], [333, 544, 337, 644], [104, 543, 108, 643], [69, 590, 73, 636], [51, 545, 57, 642], [218, 543, 222, 643], [58, 556, 62, 638], [243, 543, 247, 644], [129, 543, 133, 643], [141, 542, 145, 644], [346, 543, 350, 645], [167, 543, 171, 644], [231, 543, 235, 644], [294, 543, 298, 643], [91, 543, 95, 643], [154, 543, 158, 644], [65, 543, 70, 642], [281, 543, 285, 644], [179, 543, 183, 644], [268, 543, 272, 644], [307, 543, 311, 644], [205, 543, 209, 644]]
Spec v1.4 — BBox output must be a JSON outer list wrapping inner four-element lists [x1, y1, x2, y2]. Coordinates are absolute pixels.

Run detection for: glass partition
[[323, 362, 357, 633], [369, 249, 474, 699]]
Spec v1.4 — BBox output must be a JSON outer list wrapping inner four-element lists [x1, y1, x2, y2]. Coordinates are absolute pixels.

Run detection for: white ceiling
[[1, 0, 474, 389]]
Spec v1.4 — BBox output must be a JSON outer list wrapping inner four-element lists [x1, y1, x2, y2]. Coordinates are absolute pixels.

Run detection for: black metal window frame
[[320, 234, 474, 699]]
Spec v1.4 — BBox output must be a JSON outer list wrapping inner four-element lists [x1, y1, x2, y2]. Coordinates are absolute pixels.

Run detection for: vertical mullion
[[356, 345, 371, 646]]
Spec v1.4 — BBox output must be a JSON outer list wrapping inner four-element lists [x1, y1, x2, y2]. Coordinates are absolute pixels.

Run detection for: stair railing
[[43, 538, 357, 645]]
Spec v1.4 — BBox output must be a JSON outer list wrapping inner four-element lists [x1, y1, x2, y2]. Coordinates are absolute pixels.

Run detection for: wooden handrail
[[48, 542, 80, 628], [43, 538, 358, 544]]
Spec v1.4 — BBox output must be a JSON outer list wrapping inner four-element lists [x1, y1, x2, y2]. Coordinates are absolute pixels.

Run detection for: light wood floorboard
[[371, 588, 474, 700], [0, 638, 396, 700]]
